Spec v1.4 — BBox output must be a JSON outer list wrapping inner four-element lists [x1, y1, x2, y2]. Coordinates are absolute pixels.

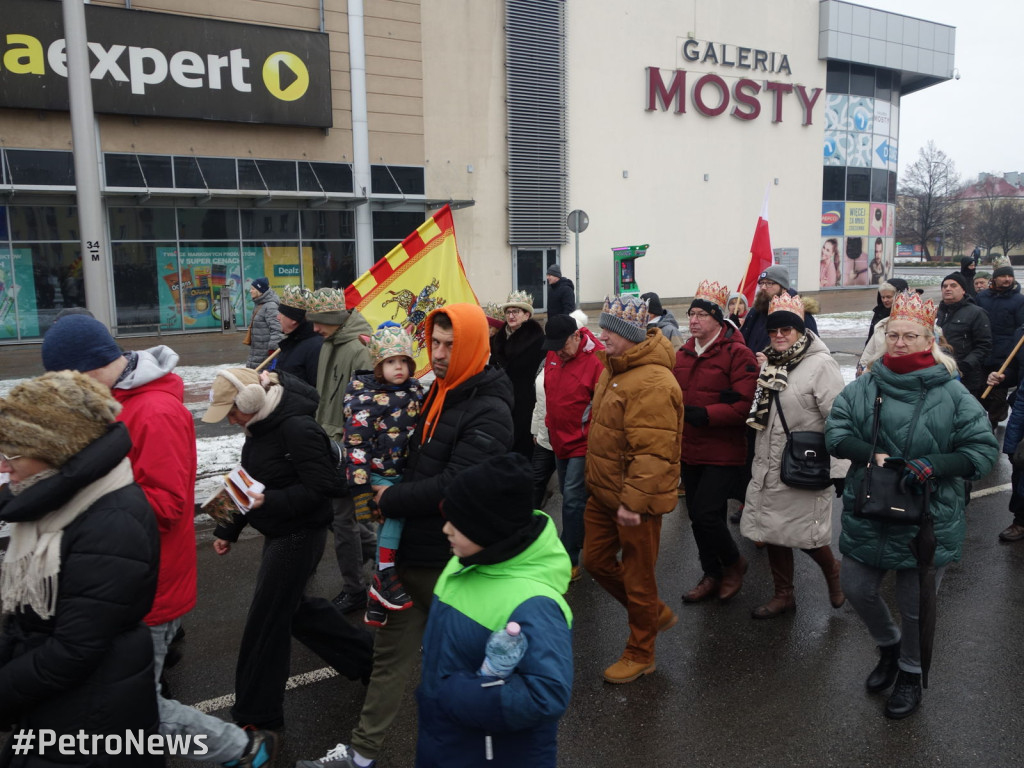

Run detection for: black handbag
[[853, 395, 924, 524], [775, 392, 832, 490]]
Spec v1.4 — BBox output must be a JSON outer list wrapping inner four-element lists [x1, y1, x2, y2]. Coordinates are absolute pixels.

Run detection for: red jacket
[[113, 369, 198, 626], [672, 325, 758, 466], [544, 327, 605, 458]]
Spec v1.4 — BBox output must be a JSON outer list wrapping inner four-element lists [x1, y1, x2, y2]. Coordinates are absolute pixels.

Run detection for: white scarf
[[243, 384, 284, 434], [1, 458, 135, 619]]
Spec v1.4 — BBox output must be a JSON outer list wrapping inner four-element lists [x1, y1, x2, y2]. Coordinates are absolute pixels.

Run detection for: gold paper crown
[[768, 292, 805, 319], [694, 280, 730, 311], [501, 290, 534, 313], [992, 255, 1012, 270], [889, 291, 937, 327], [279, 284, 313, 310], [307, 287, 347, 314], [483, 301, 504, 321]]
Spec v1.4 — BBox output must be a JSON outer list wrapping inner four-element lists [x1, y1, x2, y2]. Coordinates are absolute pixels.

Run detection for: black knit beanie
[[443, 454, 535, 548], [942, 272, 970, 294]]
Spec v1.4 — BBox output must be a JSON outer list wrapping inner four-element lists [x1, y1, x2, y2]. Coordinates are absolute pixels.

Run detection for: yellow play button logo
[[262, 52, 309, 101]]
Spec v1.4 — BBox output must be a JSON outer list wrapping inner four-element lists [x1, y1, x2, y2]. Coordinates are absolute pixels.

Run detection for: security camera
[[955, 71, 961, 80]]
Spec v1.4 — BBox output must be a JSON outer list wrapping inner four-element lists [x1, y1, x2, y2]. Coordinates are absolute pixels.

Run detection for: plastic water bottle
[[478, 621, 528, 678]]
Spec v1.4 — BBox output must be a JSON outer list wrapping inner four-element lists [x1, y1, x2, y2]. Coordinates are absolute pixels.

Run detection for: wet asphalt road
[[162, 456, 1024, 768]]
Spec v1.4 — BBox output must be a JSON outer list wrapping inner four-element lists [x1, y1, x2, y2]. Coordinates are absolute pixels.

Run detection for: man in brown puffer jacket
[[584, 295, 684, 685]]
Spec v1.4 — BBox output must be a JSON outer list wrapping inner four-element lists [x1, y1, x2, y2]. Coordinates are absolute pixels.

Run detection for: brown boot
[[718, 554, 748, 602], [807, 545, 845, 608], [751, 545, 795, 619], [682, 575, 720, 603]]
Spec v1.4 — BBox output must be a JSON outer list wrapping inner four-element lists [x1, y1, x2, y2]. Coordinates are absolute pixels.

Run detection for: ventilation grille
[[506, 0, 567, 247]]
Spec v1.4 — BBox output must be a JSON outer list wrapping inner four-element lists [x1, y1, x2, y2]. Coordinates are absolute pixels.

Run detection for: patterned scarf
[[746, 333, 812, 430]]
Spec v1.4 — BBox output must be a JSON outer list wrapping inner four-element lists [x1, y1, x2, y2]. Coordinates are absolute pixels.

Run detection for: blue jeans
[[151, 618, 249, 762], [555, 456, 587, 566]]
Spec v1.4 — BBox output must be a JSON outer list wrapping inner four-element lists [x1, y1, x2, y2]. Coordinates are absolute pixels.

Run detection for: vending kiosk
[[611, 244, 648, 296]]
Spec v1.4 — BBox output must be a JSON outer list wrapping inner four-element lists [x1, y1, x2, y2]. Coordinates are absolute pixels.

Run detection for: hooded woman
[[0, 372, 162, 767]]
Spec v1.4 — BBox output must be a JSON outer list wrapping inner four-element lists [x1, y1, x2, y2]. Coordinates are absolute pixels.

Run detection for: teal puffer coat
[[825, 360, 998, 570]]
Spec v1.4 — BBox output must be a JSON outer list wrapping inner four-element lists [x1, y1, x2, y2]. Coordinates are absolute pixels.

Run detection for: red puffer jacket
[[114, 373, 198, 626], [543, 327, 605, 459], [673, 325, 758, 466]]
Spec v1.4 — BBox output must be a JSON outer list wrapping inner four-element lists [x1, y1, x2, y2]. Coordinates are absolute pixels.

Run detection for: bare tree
[[969, 176, 1007, 258], [896, 141, 962, 261], [991, 199, 1024, 258]]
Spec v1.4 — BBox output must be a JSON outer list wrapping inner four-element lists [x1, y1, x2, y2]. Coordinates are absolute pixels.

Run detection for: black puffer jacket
[[489, 319, 546, 456], [275, 321, 323, 386], [0, 425, 162, 767], [214, 376, 346, 542], [379, 366, 514, 567], [547, 277, 576, 316], [936, 297, 992, 393], [742, 289, 819, 354]]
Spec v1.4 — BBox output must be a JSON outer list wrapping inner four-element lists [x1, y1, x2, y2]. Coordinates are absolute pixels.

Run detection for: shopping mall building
[[0, 0, 955, 341]]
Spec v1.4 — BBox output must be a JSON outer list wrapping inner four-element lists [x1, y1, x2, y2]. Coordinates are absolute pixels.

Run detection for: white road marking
[[190, 666, 339, 713]]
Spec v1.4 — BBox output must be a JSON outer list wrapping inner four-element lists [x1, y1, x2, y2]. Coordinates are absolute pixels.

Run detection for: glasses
[[757, 280, 778, 288], [885, 332, 922, 343], [504, 308, 524, 316], [686, 310, 712, 320], [768, 327, 795, 337], [0, 451, 23, 463]]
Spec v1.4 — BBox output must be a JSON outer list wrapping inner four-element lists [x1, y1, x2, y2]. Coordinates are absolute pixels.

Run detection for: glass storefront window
[[174, 242, 245, 331], [112, 242, 171, 330], [109, 207, 177, 241], [9, 206, 79, 241], [514, 248, 557, 313], [11, 241, 83, 337], [310, 240, 356, 290], [301, 210, 354, 240], [241, 209, 299, 240], [177, 208, 240, 240]]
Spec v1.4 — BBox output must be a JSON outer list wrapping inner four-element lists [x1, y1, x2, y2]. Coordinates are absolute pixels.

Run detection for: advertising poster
[[157, 247, 247, 331], [819, 236, 841, 288], [823, 130, 846, 165], [873, 100, 891, 136], [240, 246, 314, 321], [821, 202, 844, 236], [845, 202, 870, 237], [0, 248, 40, 339], [867, 236, 888, 285], [847, 96, 873, 133], [846, 131, 873, 167], [844, 237, 870, 286], [886, 204, 895, 236], [824, 94, 848, 132], [870, 204, 887, 236]]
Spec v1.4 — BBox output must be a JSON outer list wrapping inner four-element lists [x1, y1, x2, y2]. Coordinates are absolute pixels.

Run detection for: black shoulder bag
[[853, 395, 924, 524], [775, 392, 832, 490]]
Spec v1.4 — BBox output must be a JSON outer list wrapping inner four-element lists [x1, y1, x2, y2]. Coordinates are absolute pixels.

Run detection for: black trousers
[[232, 526, 374, 729], [532, 443, 557, 509], [681, 463, 744, 579]]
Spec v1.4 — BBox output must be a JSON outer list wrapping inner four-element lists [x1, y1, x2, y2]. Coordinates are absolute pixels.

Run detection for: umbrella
[[908, 483, 936, 689]]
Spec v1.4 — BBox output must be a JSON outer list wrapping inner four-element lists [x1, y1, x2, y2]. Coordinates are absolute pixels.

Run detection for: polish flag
[[737, 187, 774, 305]]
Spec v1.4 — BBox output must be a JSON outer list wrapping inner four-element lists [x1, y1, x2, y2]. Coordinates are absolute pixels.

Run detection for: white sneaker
[[295, 743, 375, 768]]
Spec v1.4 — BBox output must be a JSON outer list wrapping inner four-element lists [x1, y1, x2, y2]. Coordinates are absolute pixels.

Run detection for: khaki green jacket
[[315, 310, 374, 440]]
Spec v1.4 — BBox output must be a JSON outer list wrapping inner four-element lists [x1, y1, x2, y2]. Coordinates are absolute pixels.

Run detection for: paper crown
[[482, 301, 504, 321], [279, 284, 313, 310], [889, 291, 937, 327], [501, 290, 534, 314], [307, 287, 347, 314], [694, 280, 730, 311], [369, 321, 414, 364], [601, 295, 650, 327], [992, 255, 1012, 270], [768, 292, 805, 319]]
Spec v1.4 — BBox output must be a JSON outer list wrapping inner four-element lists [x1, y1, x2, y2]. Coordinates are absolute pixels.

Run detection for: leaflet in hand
[[200, 466, 264, 525]]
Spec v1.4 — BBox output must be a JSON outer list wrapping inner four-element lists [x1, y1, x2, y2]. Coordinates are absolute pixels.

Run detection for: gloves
[[832, 478, 845, 497], [719, 389, 743, 404], [684, 405, 709, 427], [903, 457, 935, 487]]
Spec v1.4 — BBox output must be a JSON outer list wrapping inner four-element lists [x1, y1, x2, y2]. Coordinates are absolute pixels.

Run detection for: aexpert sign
[[0, 0, 332, 127]]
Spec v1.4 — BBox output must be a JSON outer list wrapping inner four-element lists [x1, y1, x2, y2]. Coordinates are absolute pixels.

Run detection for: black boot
[[866, 641, 901, 692], [884, 670, 923, 719]]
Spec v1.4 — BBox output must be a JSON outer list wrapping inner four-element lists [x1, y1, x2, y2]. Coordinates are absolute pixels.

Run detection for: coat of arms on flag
[[344, 205, 478, 375]]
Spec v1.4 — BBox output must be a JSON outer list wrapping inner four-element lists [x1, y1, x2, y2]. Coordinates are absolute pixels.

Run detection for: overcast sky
[[875, 0, 1019, 183]]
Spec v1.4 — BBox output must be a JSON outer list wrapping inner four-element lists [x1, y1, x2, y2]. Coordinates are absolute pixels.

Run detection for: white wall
[[566, 0, 827, 302]]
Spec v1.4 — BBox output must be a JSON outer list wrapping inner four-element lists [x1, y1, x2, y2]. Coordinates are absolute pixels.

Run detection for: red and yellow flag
[[345, 205, 478, 376]]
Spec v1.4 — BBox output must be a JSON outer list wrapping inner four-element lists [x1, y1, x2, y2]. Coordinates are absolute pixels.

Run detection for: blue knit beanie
[[251, 277, 270, 294], [42, 315, 123, 373]]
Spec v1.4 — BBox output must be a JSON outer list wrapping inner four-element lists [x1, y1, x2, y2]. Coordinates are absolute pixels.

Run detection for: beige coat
[[741, 333, 850, 548]]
